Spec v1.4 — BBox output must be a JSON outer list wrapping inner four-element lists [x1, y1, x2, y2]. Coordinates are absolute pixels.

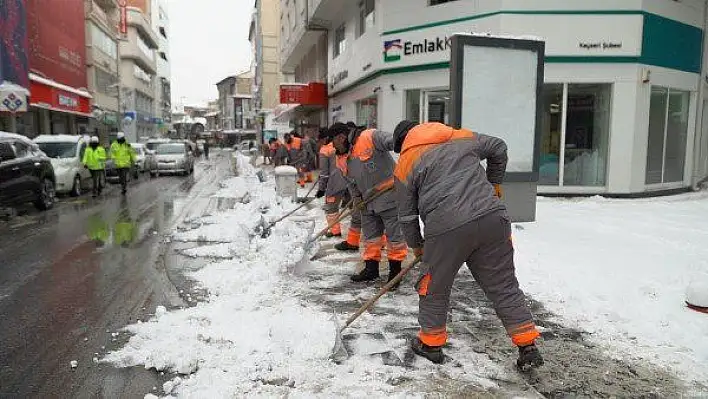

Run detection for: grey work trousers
[[418, 210, 535, 344]]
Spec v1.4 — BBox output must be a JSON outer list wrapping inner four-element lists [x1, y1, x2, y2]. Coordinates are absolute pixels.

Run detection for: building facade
[[19, 0, 93, 138], [151, 0, 171, 135], [119, 4, 159, 142], [316, 0, 708, 195], [85, 0, 121, 142], [0, 0, 30, 133], [250, 0, 286, 141], [276, 0, 329, 139]]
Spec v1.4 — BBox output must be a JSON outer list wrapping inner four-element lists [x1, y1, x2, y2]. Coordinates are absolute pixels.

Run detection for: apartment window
[[95, 68, 116, 94], [430, 0, 458, 5], [137, 35, 154, 61], [539, 83, 611, 187], [91, 23, 117, 59], [334, 24, 346, 58], [645, 87, 690, 184], [133, 64, 152, 85], [357, 0, 375, 38]]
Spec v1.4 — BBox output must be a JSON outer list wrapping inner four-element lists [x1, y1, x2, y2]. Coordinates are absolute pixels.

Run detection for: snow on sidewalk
[[103, 157, 514, 397], [514, 193, 708, 388]]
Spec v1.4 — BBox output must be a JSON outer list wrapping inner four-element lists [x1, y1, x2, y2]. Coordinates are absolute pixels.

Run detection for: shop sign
[[29, 80, 90, 115], [578, 41, 622, 50], [58, 94, 79, 108], [329, 70, 349, 89], [0, 91, 28, 113], [384, 36, 451, 63]]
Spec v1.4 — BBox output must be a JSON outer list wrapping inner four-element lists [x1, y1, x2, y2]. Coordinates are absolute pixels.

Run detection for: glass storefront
[[356, 96, 377, 128], [646, 87, 690, 184], [539, 83, 611, 187], [403, 89, 449, 125]]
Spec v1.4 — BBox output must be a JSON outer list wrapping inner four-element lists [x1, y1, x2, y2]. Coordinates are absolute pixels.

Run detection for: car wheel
[[70, 175, 82, 197], [150, 170, 158, 178], [35, 178, 56, 210]]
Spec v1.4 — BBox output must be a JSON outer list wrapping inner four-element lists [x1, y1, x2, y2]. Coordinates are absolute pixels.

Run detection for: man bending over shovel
[[329, 123, 408, 288], [392, 120, 544, 370]]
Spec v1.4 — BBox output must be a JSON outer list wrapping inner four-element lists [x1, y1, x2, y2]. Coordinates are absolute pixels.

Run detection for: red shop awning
[[29, 73, 92, 117]]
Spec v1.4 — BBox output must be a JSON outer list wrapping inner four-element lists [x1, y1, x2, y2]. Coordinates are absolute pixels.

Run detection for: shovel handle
[[268, 197, 315, 227], [341, 257, 422, 332], [309, 186, 393, 245]]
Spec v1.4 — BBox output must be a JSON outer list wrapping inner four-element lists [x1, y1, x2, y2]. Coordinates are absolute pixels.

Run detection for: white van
[[33, 135, 91, 196]]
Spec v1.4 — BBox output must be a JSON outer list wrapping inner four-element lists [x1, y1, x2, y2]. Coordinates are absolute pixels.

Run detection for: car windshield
[[37, 142, 76, 158], [156, 144, 184, 154], [146, 142, 166, 150]]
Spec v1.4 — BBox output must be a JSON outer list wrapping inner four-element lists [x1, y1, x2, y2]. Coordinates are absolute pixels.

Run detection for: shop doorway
[[404, 89, 450, 125], [423, 91, 449, 124]]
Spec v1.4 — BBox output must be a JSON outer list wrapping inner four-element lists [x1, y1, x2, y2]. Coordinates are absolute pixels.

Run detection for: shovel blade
[[330, 310, 348, 363]]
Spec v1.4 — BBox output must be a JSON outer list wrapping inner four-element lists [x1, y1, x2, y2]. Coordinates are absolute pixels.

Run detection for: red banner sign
[[279, 82, 327, 107], [26, 0, 87, 90], [30, 80, 91, 115]]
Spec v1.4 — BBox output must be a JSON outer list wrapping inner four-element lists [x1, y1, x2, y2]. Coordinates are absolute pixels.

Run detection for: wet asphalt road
[[0, 152, 230, 398]]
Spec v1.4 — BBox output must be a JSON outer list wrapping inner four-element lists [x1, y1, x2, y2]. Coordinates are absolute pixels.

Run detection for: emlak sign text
[[384, 36, 451, 63]]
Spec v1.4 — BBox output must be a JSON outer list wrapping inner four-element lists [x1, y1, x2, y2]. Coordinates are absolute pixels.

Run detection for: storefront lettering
[[58, 94, 78, 108], [579, 41, 622, 50], [330, 70, 349, 89], [404, 36, 452, 56]]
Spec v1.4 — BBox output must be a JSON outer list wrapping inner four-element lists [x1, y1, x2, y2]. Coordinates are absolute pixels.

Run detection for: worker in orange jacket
[[392, 120, 543, 370], [329, 122, 407, 288]]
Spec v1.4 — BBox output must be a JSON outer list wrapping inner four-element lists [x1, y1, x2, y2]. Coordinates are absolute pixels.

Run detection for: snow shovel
[[331, 257, 423, 363], [256, 197, 316, 238], [296, 176, 320, 203]]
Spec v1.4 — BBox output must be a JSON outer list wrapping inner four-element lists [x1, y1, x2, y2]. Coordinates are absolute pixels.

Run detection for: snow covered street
[[103, 154, 708, 397]]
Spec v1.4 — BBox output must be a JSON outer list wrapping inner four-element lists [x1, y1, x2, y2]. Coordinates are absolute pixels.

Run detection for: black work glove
[[315, 190, 325, 198], [84, 164, 89, 169]]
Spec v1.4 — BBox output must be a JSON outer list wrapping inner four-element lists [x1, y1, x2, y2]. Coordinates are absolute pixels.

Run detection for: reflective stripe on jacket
[[393, 122, 508, 248], [339, 129, 397, 214], [319, 143, 347, 195], [83, 146, 107, 170], [109, 141, 136, 168]]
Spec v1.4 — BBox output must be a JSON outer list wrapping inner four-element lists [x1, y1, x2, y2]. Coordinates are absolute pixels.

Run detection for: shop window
[[405, 90, 421, 124], [539, 83, 611, 187], [358, 0, 375, 38], [645, 87, 690, 184], [356, 97, 377, 128], [334, 24, 346, 58], [540, 84, 563, 185], [564, 84, 611, 186]]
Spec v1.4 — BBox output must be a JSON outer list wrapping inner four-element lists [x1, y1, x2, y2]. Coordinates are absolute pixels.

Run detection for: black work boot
[[325, 231, 342, 238], [516, 343, 544, 371], [411, 337, 444, 364], [335, 241, 359, 251], [350, 260, 379, 282], [387, 260, 402, 291]]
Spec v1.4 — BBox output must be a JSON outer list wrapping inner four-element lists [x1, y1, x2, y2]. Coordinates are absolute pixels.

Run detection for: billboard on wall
[[26, 0, 87, 89], [0, 0, 30, 88]]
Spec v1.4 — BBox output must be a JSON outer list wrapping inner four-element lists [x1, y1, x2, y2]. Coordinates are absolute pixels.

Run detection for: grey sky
[[168, 0, 253, 107]]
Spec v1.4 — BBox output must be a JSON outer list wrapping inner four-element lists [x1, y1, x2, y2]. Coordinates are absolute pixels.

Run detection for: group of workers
[[283, 120, 544, 370], [82, 132, 137, 197]]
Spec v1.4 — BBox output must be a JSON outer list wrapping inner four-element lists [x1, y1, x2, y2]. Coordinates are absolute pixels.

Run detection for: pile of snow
[[108, 170, 503, 397], [514, 193, 708, 385]]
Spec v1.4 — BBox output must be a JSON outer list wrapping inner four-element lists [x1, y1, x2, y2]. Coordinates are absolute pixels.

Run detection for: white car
[[132, 143, 158, 177], [33, 135, 91, 196]]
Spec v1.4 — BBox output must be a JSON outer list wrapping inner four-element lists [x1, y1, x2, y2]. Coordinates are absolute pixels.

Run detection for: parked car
[[145, 138, 171, 153], [155, 142, 195, 176], [33, 134, 91, 197], [132, 143, 157, 177], [0, 132, 56, 211]]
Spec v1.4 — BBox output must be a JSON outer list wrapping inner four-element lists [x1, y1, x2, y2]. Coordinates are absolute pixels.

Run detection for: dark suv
[[0, 132, 56, 211]]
